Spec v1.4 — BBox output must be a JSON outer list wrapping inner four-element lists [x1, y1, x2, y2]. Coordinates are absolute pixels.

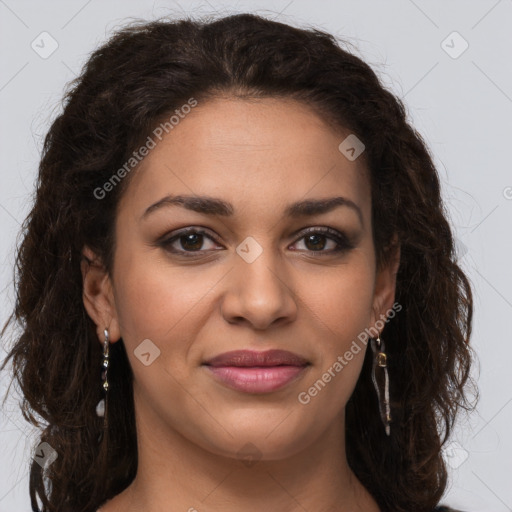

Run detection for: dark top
[[97, 504, 461, 511]]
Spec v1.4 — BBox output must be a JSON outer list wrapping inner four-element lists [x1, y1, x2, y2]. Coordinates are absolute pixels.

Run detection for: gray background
[[1, 1, 511, 510]]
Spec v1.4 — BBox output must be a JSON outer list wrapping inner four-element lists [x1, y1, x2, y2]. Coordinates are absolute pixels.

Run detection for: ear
[[81, 245, 121, 343], [370, 235, 401, 330]]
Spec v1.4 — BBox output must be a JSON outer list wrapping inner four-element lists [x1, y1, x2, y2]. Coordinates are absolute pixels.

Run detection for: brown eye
[[291, 227, 354, 254], [159, 228, 222, 256], [179, 233, 204, 251], [303, 233, 330, 251]]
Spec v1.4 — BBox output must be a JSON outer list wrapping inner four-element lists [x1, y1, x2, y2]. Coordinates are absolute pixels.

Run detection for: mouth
[[202, 349, 311, 394]]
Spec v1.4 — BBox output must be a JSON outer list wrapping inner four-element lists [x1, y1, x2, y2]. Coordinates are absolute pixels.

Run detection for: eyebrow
[[142, 194, 363, 226]]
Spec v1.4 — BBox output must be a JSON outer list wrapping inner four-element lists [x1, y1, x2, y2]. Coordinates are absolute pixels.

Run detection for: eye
[[290, 227, 354, 254], [157, 226, 354, 258], [158, 228, 222, 256]]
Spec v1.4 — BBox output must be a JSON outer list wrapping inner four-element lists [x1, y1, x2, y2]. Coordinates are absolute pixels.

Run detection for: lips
[[203, 349, 310, 394], [203, 349, 309, 368]]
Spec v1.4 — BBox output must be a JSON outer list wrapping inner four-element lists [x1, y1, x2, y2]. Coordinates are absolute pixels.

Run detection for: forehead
[[120, 97, 371, 223]]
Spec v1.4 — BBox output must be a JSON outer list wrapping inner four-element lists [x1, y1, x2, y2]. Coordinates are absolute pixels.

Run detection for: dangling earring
[[96, 328, 109, 441], [370, 334, 391, 436]]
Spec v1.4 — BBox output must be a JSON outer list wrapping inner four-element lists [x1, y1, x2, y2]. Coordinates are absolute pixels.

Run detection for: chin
[[200, 418, 318, 462]]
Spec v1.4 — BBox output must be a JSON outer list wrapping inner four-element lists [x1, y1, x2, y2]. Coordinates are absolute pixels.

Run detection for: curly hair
[[0, 13, 474, 512]]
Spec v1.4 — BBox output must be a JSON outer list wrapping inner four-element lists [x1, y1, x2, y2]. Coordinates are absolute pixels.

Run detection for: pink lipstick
[[203, 349, 310, 394]]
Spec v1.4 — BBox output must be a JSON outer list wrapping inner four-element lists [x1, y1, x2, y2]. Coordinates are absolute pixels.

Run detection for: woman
[[0, 13, 474, 512]]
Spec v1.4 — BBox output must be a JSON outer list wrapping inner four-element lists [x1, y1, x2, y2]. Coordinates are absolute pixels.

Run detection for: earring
[[370, 334, 391, 436], [96, 328, 109, 440]]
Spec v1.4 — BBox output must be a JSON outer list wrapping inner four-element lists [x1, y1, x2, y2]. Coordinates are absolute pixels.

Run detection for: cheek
[[297, 268, 372, 413], [112, 251, 190, 342], [295, 250, 375, 404], [112, 250, 222, 361], [302, 252, 376, 341]]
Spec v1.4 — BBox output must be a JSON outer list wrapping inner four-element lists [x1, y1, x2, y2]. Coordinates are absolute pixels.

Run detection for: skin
[[82, 96, 400, 512]]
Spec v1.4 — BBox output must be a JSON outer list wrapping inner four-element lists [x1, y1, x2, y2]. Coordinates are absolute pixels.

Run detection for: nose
[[220, 247, 298, 330]]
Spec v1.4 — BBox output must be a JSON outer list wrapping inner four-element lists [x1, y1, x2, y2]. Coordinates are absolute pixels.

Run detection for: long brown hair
[[1, 13, 475, 512]]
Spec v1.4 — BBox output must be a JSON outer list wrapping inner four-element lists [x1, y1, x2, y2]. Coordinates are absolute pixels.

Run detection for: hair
[[0, 12, 475, 512]]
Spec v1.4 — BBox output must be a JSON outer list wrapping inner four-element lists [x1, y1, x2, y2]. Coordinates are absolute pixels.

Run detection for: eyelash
[[157, 226, 354, 258]]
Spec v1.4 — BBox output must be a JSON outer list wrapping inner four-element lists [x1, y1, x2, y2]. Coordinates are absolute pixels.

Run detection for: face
[[83, 97, 399, 461]]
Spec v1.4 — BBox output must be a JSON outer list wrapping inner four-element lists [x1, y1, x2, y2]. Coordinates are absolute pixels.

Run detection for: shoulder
[[434, 507, 464, 512]]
